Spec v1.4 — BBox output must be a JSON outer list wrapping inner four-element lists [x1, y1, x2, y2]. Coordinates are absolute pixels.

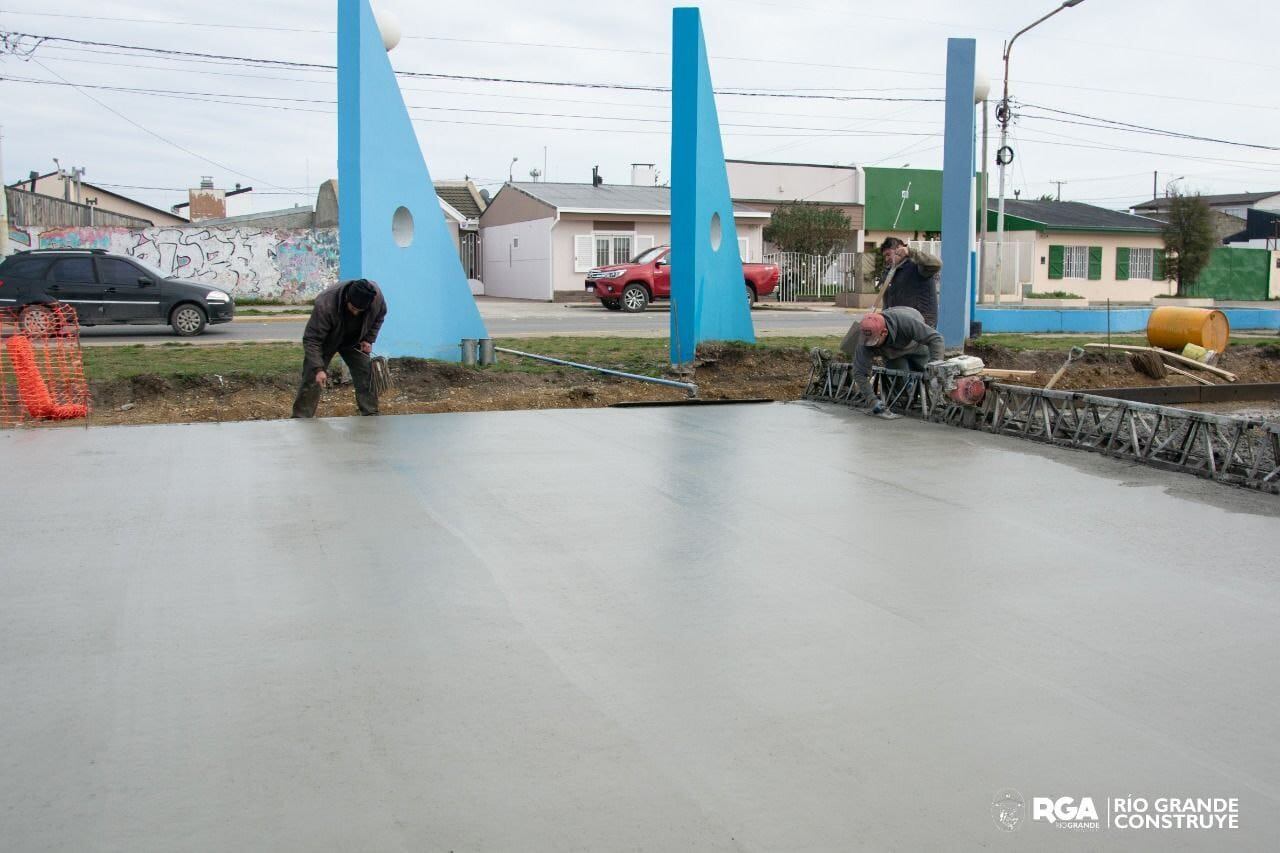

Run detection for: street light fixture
[[994, 0, 1085, 305], [1165, 176, 1185, 197], [508, 157, 519, 183]]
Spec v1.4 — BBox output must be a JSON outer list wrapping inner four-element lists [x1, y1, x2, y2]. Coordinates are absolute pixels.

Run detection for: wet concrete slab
[[1, 402, 1277, 851]]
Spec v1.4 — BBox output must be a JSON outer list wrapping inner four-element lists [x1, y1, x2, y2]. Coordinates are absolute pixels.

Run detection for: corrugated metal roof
[[989, 199, 1164, 232], [509, 182, 768, 215], [1133, 190, 1280, 210]]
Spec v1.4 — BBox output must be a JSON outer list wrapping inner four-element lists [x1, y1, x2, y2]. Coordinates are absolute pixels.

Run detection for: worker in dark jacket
[[840, 306, 945, 413], [291, 278, 388, 418], [874, 237, 942, 327]]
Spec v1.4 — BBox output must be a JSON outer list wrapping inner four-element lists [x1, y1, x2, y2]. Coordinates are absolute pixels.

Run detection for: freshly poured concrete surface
[[1, 403, 1277, 851]]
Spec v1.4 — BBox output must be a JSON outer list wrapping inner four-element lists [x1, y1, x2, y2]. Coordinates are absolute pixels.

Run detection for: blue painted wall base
[[974, 307, 1280, 334], [338, 0, 487, 360]]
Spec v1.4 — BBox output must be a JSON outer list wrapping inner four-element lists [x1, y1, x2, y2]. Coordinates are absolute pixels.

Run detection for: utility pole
[[978, 96, 990, 303], [1152, 171, 1157, 201], [0, 125, 9, 258], [996, 0, 1085, 306], [1051, 180, 1066, 201]]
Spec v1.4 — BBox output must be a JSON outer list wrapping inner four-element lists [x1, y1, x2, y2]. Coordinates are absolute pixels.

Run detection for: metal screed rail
[[804, 350, 1280, 494]]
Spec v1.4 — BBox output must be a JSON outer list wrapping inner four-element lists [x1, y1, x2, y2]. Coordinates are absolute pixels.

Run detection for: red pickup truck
[[585, 245, 781, 312]]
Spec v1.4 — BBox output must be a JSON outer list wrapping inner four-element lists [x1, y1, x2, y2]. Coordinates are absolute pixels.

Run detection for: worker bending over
[[840, 306, 945, 414]]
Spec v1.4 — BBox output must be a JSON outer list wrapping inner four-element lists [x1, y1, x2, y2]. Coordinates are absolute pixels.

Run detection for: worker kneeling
[[840, 306, 944, 414]]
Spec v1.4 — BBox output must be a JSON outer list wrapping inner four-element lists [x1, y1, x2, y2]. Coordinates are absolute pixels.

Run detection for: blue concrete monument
[[669, 7, 755, 365], [338, 0, 487, 360], [938, 38, 978, 348]]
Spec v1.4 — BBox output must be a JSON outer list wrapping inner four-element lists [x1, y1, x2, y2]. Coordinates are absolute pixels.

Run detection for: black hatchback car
[[0, 248, 235, 336]]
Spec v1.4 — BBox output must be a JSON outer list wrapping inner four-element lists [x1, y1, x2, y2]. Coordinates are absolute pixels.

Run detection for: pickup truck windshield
[[631, 247, 667, 265]]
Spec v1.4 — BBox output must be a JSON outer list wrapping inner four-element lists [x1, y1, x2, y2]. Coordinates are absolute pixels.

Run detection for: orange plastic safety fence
[[0, 304, 91, 426]]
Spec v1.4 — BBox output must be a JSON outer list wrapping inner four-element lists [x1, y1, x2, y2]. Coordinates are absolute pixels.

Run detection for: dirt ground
[[83, 343, 813, 427], [964, 340, 1280, 391], [47, 341, 1280, 428]]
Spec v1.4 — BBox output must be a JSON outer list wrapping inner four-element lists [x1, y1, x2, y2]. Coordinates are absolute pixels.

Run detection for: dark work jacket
[[302, 281, 388, 374], [882, 248, 942, 327], [842, 307, 945, 401]]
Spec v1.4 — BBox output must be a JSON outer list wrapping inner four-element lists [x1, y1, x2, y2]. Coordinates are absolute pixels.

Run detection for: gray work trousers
[[291, 346, 379, 417], [884, 346, 931, 374]]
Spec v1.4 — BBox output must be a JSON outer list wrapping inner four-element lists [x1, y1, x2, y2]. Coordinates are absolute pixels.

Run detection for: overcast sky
[[1, 0, 1276, 216]]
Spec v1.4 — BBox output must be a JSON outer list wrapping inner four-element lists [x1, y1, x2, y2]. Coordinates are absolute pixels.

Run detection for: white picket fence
[[765, 252, 862, 301]]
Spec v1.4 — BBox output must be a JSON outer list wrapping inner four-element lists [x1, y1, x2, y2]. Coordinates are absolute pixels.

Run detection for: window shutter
[[636, 234, 655, 254], [1088, 246, 1102, 280], [737, 236, 749, 262], [1115, 247, 1130, 281], [1048, 245, 1064, 280], [573, 234, 595, 272], [1153, 249, 1166, 280]]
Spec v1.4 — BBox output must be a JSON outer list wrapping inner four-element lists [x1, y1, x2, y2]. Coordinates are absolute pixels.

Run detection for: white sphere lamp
[[973, 72, 991, 104], [373, 7, 402, 52]]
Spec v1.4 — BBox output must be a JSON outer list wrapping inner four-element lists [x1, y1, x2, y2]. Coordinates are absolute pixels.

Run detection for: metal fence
[[907, 238, 1033, 302], [459, 229, 481, 280], [5, 187, 153, 229], [804, 351, 1280, 495], [764, 251, 863, 301]]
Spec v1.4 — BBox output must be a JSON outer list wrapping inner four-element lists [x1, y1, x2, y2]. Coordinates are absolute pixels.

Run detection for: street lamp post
[[508, 157, 519, 183], [994, 0, 1084, 304]]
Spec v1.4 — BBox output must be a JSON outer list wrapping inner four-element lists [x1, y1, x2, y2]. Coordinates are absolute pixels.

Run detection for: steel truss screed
[[804, 349, 1280, 495]]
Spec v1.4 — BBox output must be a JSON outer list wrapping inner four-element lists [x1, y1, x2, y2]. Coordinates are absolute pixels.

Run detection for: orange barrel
[[1146, 306, 1230, 352]]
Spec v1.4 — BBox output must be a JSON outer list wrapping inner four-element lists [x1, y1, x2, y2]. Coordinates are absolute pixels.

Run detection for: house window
[[594, 232, 633, 266], [1129, 248, 1154, 279], [1062, 246, 1090, 279]]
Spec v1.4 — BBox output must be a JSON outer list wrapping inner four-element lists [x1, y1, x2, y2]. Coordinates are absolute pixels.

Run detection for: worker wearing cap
[[291, 278, 388, 418], [874, 237, 942, 328], [840, 306, 945, 414]]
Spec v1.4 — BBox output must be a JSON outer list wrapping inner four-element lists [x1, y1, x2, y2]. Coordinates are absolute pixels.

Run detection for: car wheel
[[171, 304, 207, 336], [602, 299, 622, 311], [19, 304, 59, 336], [621, 284, 649, 313], [746, 284, 757, 308]]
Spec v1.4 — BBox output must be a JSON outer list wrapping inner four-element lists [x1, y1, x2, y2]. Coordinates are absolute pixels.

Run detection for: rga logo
[[1033, 796, 1102, 831], [990, 789, 1025, 832]]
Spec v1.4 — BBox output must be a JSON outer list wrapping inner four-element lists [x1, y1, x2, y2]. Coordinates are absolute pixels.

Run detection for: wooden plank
[[1164, 363, 1214, 387], [980, 368, 1038, 379], [1082, 343, 1237, 382]]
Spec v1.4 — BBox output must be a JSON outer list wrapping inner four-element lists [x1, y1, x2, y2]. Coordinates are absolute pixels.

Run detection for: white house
[[479, 180, 771, 301]]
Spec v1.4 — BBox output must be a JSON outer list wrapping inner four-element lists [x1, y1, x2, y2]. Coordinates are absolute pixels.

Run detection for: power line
[[22, 59, 298, 192], [0, 31, 944, 102], [7, 10, 1278, 110], [0, 73, 947, 137], [1020, 103, 1280, 152], [26, 51, 951, 126], [0, 10, 950, 79]]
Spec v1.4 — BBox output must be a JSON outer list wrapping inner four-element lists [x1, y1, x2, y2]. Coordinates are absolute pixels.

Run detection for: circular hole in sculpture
[[392, 206, 414, 248], [709, 211, 722, 252]]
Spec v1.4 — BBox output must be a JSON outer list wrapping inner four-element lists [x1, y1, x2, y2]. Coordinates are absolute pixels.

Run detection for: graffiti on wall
[[12, 226, 340, 302]]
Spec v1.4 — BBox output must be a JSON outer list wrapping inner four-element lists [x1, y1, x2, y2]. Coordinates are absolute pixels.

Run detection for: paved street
[[76, 299, 857, 346]]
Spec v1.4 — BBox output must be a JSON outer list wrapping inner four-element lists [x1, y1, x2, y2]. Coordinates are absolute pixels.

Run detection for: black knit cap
[[345, 278, 377, 310]]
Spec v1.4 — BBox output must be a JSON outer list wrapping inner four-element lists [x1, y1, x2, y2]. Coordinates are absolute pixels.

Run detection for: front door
[[46, 257, 105, 324], [97, 257, 162, 323]]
